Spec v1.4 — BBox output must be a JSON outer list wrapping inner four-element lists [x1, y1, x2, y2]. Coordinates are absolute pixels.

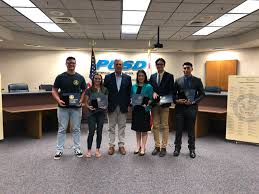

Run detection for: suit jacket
[[173, 75, 205, 106], [149, 71, 174, 107], [104, 72, 132, 113]]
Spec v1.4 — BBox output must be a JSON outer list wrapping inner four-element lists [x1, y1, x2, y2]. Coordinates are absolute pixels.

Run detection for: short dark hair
[[183, 62, 193, 67], [136, 69, 148, 84], [155, 58, 166, 65], [66, 56, 76, 62]]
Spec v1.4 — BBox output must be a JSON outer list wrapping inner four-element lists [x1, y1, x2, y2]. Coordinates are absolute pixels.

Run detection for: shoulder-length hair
[[136, 69, 148, 84], [90, 73, 105, 92]]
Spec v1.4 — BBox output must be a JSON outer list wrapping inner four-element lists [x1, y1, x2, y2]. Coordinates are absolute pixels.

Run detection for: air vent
[[187, 20, 209, 27], [51, 17, 77, 24]]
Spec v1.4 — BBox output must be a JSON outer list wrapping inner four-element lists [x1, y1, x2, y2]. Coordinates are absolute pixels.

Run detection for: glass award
[[132, 94, 144, 106], [184, 89, 196, 102], [159, 94, 173, 105], [96, 94, 108, 109]]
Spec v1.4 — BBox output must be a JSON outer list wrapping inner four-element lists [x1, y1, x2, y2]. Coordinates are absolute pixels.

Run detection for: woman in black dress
[[131, 70, 153, 156]]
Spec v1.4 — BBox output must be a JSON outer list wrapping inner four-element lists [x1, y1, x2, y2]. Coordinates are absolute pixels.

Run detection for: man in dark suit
[[173, 62, 205, 158], [104, 59, 132, 155], [149, 58, 174, 157]]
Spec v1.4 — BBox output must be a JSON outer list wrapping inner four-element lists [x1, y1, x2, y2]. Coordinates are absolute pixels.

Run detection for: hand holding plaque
[[159, 94, 173, 105], [62, 93, 81, 107], [132, 94, 144, 106], [184, 89, 196, 103], [97, 94, 108, 109]]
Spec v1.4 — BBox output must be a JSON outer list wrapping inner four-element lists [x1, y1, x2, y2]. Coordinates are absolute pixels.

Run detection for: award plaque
[[97, 94, 108, 109], [159, 94, 173, 105], [62, 93, 81, 107]]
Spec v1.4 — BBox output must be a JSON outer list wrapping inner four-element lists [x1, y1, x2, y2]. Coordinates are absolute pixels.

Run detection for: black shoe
[[190, 150, 196, 158], [54, 152, 63, 160], [173, 149, 180, 157], [134, 147, 141, 155], [75, 150, 83, 158], [159, 148, 166, 157], [152, 147, 160, 155]]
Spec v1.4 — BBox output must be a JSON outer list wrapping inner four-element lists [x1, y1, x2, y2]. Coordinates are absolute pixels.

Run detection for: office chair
[[39, 84, 53, 91], [8, 83, 29, 93], [205, 86, 221, 93]]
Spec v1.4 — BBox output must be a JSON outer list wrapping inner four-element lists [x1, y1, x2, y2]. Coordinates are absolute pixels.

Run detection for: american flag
[[89, 47, 96, 81]]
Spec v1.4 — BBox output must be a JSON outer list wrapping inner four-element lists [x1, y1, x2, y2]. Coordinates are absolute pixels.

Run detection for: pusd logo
[[96, 60, 147, 71]]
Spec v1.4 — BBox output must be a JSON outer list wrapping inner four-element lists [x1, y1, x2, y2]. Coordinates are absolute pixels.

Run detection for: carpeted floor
[[0, 124, 258, 194]]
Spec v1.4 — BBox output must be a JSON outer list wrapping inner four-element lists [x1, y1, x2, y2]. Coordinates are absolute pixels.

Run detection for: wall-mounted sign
[[96, 60, 147, 71]]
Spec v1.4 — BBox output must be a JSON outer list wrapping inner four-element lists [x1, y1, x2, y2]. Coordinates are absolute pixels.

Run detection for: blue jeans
[[56, 107, 82, 153]]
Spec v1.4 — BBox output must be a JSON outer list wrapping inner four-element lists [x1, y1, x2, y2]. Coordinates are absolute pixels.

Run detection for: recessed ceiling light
[[123, 0, 151, 11], [121, 25, 140, 34], [122, 11, 146, 25], [2, 0, 35, 7], [229, 0, 259, 14], [208, 14, 247, 27], [50, 10, 65, 16], [193, 26, 222, 36], [36, 23, 64, 32], [15, 8, 52, 23]]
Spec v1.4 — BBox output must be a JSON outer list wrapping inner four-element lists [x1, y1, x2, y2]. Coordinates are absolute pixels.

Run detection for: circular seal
[[69, 95, 74, 100], [73, 80, 79, 86], [232, 94, 259, 122]]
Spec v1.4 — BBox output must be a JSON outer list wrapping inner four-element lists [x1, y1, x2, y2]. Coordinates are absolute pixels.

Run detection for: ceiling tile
[[98, 18, 120, 25], [202, 4, 238, 13], [145, 12, 171, 20], [0, 1, 9, 7], [139, 25, 157, 31], [96, 11, 120, 19], [3, 15, 31, 22], [75, 17, 98, 25], [193, 13, 222, 22], [0, 8, 20, 16], [238, 14, 259, 22], [142, 19, 165, 26], [137, 34, 154, 40], [103, 33, 120, 39], [160, 26, 182, 32], [248, 22, 259, 28], [138, 30, 156, 35], [92, 1, 121, 10], [121, 34, 137, 40], [0, 17, 6, 22], [0, 21, 17, 27], [87, 33, 104, 39], [148, 2, 180, 12], [51, 32, 71, 38], [101, 30, 120, 34], [61, 0, 93, 9], [175, 3, 209, 13], [212, 0, 246, 4], [165, 19, 188, 26], [183, 0, 213, 3], [31, 0, 64, 9], [180, 26, 203, 32], [15, 22, 39, 28], [169, 32, 192, 40], [184, 35, 205, 40], [6, 26, 24, 31], [153, 0, 182, 2], [70, 9, 95, 18], [68, 32, 87, 38], [227, 21, 255, 28], [171, 12, 198, 20]]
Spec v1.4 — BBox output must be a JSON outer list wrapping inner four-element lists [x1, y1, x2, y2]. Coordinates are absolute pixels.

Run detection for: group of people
[[52, 56, 205, 160]]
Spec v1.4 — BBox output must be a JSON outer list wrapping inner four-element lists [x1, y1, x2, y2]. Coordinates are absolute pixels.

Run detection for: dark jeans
[[87, 111, 105, 149], [174, 104, 198, 151]]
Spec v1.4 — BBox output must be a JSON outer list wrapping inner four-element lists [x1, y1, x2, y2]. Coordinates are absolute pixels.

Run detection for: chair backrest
[[39, 84, 52, 91], [8, 83, 29, 93], [205, 86, 221, 93]]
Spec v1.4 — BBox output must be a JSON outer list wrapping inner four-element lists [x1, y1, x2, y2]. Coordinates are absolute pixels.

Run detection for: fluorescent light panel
[[208, 14, 247, 27], [229, 0, 259, 14], [193, 27, 222, 36], [121, 25, 140, 34], [37, 23, 64, 32], [15, 8, 52, 23], [2, 0, 35, 7], [122, 11, 146, 25], [123, 0, 151, 11]]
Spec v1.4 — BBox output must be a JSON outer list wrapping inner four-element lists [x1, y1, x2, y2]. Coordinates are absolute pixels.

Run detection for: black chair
[[39, 84, 53, 91], [8, 83, 29, 93], [205, 86, 221, 93]]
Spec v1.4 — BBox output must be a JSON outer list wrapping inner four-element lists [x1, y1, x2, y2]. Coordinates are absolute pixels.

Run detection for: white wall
[[0, 47, 259, 92], [0, 50, 194, 91], [194, 47, 259, 83]]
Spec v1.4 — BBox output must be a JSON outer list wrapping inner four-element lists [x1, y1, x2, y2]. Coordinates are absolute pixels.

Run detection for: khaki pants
[[151, 106, 169, 148]]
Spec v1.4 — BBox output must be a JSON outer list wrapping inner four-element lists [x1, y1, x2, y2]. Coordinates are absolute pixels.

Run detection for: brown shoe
[[108, 146, 115, 155], [118, 146, 126, 155]]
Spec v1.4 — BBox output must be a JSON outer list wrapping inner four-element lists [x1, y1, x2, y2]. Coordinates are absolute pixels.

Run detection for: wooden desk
[[169, 92, 227, 137], [2, 92, 57, 139]]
